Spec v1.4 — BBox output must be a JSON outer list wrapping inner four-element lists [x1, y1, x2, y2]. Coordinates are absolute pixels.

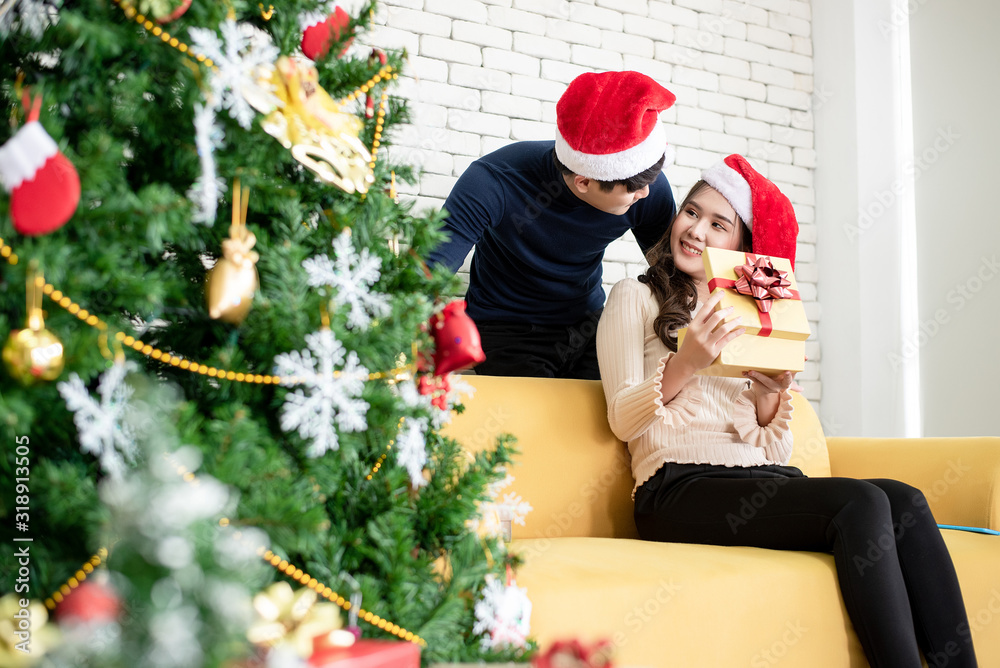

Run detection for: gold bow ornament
[[246, 582, 355, 658], [245, 56, 373, 194]]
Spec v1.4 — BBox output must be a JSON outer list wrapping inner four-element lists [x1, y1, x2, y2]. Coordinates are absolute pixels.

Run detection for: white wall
[[908, 0, 1000, 436], [366, 0, 822, 403], [812, 0, 916, 437], [813, 0, 1000, 437]]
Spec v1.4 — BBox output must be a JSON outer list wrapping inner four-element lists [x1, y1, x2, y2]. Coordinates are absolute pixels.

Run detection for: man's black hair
[[553, 151, 666, 193]]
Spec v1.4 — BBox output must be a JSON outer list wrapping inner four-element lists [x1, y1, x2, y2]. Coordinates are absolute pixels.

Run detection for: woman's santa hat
[[555, 71, 676, 182], [701, 154, 799, 267]]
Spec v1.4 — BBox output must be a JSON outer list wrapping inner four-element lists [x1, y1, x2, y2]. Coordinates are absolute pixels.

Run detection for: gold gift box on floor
[[677, 247, 810, 378]]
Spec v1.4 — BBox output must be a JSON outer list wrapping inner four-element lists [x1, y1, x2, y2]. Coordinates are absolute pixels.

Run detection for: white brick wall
[[368, 0, 820, 403]]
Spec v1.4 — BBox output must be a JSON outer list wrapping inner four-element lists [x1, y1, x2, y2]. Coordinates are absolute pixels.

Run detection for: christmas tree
[[0, 1, 531, 665]]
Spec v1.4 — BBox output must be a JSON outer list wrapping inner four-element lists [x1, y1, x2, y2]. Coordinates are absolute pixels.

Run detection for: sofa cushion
[[446, 376, 832, 540], [512, 536, 862, 667], [513, 531, 1000, 667], [447, 376, 637, 539], [940, 529, 1000, 666], [786, 392, 832, 477], [827, 436, 1000, 530], [447, 376, 1000, 665]]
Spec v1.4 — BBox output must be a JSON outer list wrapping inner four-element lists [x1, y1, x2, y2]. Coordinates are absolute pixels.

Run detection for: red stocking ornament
[[0, 93, 80, 236], [301, 6, 354, 61], [430, 300, 485, 376]]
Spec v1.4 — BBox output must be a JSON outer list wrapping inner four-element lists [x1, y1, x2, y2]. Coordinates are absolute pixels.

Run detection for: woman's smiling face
[[669, 185, 744, 283]]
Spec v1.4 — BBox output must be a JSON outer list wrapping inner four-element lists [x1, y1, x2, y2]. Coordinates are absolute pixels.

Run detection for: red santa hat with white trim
[[701, 154, 799, 268], [555, 71, 676, 182]]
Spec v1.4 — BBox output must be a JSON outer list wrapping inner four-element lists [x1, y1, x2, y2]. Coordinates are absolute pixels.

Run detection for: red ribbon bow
[[733, 256, 794, 313], [707, 253, 801, 337]]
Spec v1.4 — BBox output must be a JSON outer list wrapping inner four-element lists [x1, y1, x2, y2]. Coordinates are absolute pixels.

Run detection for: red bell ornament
[[430, 300, 485, 376]]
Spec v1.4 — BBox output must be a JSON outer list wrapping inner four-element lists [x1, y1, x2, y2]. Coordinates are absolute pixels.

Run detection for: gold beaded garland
[[111, 0, 396, 186], [366, 417, 404, 480], [2, 237, 417, 385], [0, 239, 19, 263], [44, 549, 109, 610], [40, 9, 425, 646], [162, 453, 424, 643], [113, 0, 397, 194], [45, 527, 424, 643], [367, 92, 390, 172], [252, 547, 427, 645], [111, 0, 214, 68], [112, 0, 399, 188], [111, 0, 396, 111]]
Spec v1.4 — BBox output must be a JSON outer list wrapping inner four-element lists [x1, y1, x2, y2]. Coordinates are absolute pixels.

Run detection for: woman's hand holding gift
[[661, 291, 747, 405], [674, 290, 747, 373]]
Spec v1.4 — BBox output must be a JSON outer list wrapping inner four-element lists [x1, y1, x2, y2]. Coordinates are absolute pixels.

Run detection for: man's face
[[570, 177, 651, 215]]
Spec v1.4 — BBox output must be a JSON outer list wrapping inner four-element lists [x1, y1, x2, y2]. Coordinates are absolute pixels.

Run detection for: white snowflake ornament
[[395, 417, 429, 488], [188, 18, 280, 129], [473, 573, 532, 651], [58, 360, 139, 478], [273, 329, 370, 457], [303, 230, 391, 330], [447, 374, 476, 403], [0, 0, 61, 39], [468, 472, 533, 541], [188, 103, 226, 225]]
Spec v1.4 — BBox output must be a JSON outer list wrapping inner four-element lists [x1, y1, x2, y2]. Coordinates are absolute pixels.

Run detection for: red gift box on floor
[[309, 639, 420, 668]]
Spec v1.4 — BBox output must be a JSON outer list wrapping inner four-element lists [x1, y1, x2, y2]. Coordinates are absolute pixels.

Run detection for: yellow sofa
[[444, 376, 1000, 667]]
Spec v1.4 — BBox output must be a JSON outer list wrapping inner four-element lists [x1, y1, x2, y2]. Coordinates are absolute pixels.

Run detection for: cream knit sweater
[[596, 278, 795, 495]]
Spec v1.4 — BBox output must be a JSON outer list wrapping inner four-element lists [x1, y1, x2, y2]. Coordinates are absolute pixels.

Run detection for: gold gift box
[[677, 247, 811, 378]]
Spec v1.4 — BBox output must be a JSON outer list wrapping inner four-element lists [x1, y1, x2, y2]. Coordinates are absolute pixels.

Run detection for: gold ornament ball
[[205, 257, 259, 325], [3, 327, 65, 385]]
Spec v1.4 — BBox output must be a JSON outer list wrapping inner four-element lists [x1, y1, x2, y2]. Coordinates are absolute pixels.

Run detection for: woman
[[595, 154, 977, 668]]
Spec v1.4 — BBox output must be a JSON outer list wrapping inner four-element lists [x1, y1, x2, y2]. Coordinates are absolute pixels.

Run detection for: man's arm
[[426, 161, 506, 271], [630, 171, 676, 255]]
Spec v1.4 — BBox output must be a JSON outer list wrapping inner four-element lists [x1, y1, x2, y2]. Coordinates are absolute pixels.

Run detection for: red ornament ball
[[135, 0, 192, 23], [156, 0, 191, 23], [56, 580, 121, 624]]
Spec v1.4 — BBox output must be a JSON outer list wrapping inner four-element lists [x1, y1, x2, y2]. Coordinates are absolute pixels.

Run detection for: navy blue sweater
[[427, 141, 676, 325]]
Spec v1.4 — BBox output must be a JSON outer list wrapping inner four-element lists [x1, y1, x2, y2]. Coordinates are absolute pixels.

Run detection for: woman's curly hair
[[638, 180, 751, 351]]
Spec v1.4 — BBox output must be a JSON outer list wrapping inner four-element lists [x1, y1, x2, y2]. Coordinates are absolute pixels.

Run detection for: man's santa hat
[[701, 154, 799, 267], [555, 71, 676, 182]]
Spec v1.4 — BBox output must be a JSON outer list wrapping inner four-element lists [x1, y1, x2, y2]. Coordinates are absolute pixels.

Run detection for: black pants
[[473, 310, 602, 380], [634, 463, 978, 668]]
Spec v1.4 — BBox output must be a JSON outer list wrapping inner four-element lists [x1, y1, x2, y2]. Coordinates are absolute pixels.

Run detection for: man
[[428, 70, 677, 379]]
